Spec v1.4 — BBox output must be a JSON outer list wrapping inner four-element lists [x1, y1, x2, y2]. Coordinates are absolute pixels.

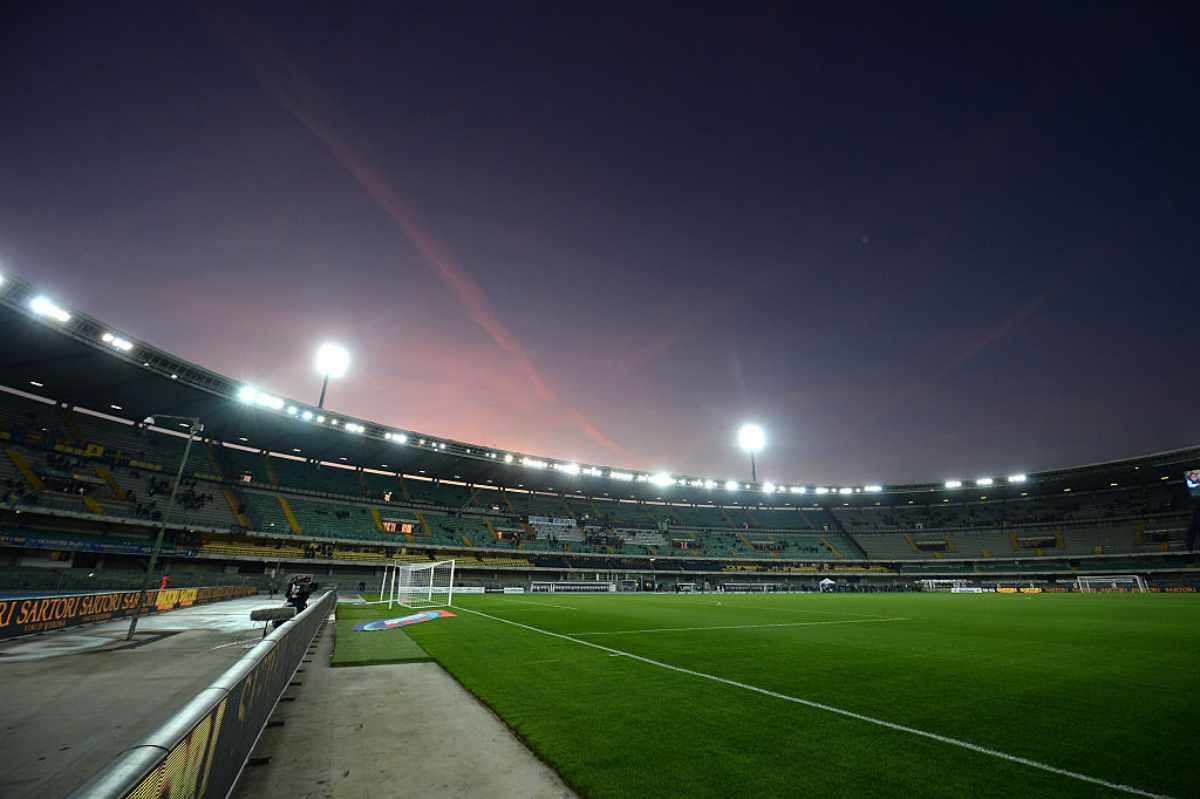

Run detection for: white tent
[[819, 577, 836, 593]]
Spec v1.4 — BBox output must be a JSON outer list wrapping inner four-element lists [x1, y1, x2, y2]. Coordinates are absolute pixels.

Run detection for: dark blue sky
[[2, 5, 1197, 485]]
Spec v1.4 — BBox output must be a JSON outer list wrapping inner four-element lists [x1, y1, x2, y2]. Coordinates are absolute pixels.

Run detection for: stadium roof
[[1, 271, 1196, 506]]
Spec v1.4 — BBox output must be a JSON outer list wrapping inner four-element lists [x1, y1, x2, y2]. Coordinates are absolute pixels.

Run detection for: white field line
[[708, 603, 888, 618], [492, 599, 578, 611], [459, 607, 1173, 799], [537, 594, 893, 619], [567, 617, 908, 636]]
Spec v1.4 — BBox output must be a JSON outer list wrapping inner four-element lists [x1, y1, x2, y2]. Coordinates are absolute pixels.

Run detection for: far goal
[[1076, 574, 1147, 593], [375, 559, 456, 609]]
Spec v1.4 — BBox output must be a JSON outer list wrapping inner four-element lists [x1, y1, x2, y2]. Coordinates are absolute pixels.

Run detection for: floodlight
[[838, 487, 853, 495], [503, 453, 514, 463], [1008, 474, 1027, 483], [101, 332, 134, 352], [704, 479, 717, 489], [724, 479, 739, 491], [864, 485, 882, 493], [301, 410, 313, 421], [522, 457, 547, 469], [975, 477, 994, 486], [737, 423, 765, 453], [314, 343, 350, 408], [560, 462, 580, 476], [762, 481, 776, 494], [650, 472, 673, 487], [815, 487, 829, 495], [30, 296, 71, 323], [790, 486, 807, 494], [736, 422, 766, 483], [286, 405, 298, 416], [315, 343, 350, 379], [237, 385, 258, 403], [945, 480, 962, 489]]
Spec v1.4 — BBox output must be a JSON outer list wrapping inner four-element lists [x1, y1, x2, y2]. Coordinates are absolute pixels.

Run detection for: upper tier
[[1, 388, 1193, 562]]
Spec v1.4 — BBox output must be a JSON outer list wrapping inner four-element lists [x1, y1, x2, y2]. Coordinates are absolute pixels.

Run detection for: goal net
[[377, 560, 456, 609], [1076, 574, 1147, 593]]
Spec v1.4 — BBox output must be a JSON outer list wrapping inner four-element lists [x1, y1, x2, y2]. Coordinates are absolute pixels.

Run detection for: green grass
[[338, 592, 1200, 798], [330, 602, 432, 666]]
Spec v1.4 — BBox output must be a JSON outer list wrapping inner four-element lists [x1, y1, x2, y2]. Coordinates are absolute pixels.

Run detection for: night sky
[[2, 6, 1197, 486]]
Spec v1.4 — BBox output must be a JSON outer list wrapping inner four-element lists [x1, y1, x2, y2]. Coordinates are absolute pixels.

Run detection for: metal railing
[[67, 590, 336, 799]]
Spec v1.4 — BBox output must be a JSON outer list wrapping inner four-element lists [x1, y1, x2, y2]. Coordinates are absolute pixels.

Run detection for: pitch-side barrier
[[66, 590, 336, 799], [0, 585, 258, 640]]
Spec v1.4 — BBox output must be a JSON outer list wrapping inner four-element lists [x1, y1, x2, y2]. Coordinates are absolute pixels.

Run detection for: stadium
[[0, 269, 1197, 799], [7, 6, 1200, 797]]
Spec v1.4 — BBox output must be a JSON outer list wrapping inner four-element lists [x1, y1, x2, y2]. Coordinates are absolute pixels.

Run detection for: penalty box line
[[458, 607, 1173, 799], [491, 598, 579, 611]]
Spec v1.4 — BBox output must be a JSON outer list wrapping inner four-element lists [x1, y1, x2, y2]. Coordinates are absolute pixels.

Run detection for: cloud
[[206, 7, 626, 458]]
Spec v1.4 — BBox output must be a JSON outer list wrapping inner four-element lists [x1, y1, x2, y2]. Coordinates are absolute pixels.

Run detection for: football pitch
[[337, 592, 1200, 798]]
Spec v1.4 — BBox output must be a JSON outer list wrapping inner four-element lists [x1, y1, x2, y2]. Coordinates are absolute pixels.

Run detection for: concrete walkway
[[0, 595, 279, 798], [233, 626, 576, 799]]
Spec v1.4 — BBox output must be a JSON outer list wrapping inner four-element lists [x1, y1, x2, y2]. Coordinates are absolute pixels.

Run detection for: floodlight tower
[[737, 423, 766, 484], [315, 343, 349, 409], [126, 414, 203, 640]]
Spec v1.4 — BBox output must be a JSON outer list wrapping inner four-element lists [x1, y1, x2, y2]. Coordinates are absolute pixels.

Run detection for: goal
[[377, 559, 456, 609], [1076, 574, 1147, 593], [918, 579, 981, 593]]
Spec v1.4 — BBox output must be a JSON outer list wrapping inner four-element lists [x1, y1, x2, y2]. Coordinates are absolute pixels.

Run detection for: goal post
[[367, 560, 456, 608], [1075, 574, 1147, 593]]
